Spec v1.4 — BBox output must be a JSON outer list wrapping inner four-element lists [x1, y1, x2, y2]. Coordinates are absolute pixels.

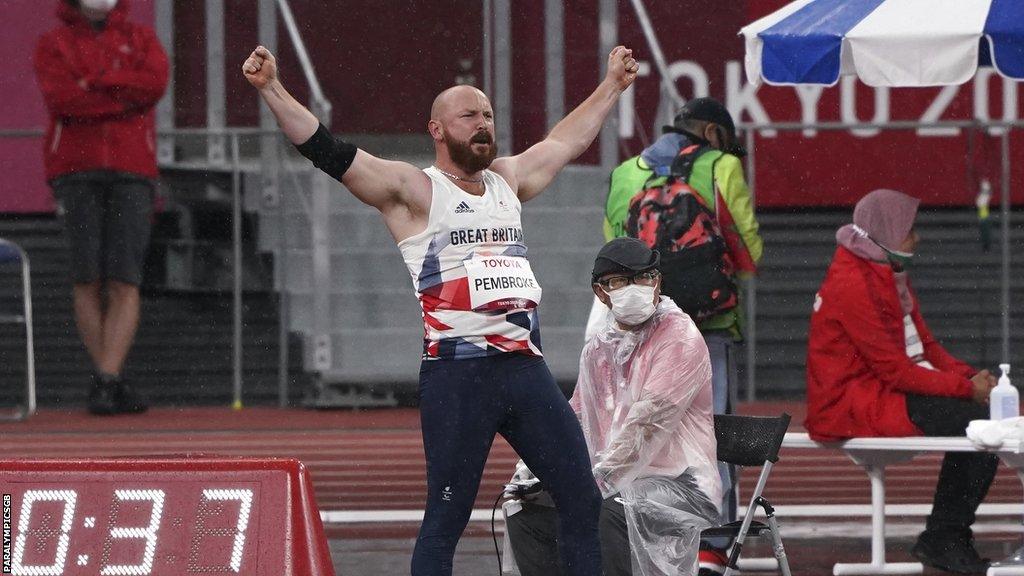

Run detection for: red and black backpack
[[625, 144, 738, 321]]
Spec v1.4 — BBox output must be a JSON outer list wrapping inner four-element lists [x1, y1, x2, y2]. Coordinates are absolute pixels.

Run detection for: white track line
[[321, 503, 1024, 524]]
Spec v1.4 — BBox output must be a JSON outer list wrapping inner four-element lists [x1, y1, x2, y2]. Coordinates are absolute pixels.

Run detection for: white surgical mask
[[81, 0, 117, 13], [605, 284, 657, 326]]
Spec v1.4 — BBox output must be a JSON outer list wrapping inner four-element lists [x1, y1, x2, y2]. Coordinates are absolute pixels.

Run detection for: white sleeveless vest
[[397, 167, 543, 359]]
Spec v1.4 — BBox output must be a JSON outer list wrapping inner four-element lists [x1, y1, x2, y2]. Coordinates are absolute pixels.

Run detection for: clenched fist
[[242, 46, 277, 90], [606, 46, 639, 92]]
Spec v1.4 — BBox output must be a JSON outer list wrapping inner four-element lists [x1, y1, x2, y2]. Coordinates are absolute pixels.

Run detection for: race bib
[[464, 255, 543, 311]]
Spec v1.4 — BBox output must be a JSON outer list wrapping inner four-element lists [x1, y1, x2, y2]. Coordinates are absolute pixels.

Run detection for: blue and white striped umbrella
[[741, 0, 1024, 87]]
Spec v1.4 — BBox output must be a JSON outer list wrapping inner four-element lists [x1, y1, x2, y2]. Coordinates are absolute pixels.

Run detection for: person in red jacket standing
[[806, 188, 999, 574], [33, 0, 168, 414]]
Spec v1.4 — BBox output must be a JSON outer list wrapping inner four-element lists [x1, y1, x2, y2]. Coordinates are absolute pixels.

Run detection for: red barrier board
[[4, 0, 1020, 212], [0, 457, 335, 576]]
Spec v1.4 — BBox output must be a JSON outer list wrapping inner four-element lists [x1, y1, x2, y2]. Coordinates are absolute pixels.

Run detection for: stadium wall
[[2, 0, 155, 214], [3, 1, 1021, 214]]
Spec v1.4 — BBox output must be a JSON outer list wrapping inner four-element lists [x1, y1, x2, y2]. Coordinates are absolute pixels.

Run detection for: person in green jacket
[[592, 97, 763, 576]]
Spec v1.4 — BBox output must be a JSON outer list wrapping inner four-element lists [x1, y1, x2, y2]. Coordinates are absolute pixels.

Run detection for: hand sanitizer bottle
[[990, 364, 1019, 420]]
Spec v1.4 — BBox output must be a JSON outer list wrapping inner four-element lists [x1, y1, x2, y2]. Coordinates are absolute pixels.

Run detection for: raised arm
[[241, 47, 429, 224], [492, 46, 638, 202]]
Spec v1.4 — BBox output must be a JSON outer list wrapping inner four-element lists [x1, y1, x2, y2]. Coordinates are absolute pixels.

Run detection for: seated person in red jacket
[[806, 188, 999, 575]]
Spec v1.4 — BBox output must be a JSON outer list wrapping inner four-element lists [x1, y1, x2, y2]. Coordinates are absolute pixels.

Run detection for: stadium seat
[[703, 413, 792, 576], [0, 238, 35, 420]]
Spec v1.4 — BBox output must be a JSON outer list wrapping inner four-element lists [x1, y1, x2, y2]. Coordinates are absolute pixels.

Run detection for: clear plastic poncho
[[571, 297, 722, 576]]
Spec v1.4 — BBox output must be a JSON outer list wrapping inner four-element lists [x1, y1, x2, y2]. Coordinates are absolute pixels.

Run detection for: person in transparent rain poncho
[[505, 238, 722, 576]]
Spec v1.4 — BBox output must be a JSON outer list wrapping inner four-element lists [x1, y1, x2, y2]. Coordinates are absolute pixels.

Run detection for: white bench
[[781, 433, 1024, 576]]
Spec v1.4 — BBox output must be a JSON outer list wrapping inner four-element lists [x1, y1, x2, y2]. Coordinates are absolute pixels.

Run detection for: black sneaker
[[115, 378, 149, 414], [87, 374, 119, 415], [911, 531, 990, 574]]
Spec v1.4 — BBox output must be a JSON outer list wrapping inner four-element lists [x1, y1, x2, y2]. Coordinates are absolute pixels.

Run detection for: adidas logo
[[454, 201, 475, 214]]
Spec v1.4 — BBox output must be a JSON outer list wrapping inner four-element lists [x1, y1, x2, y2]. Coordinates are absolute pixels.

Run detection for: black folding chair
[[702, 413, 792, 576], [0, 239, 35, 420]]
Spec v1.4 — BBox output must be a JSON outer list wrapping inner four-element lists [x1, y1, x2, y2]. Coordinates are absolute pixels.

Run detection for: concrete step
[[279, 247, 600, 293], [257, 206, 606, 252], [762, 227, 1023, 247], [318, 326, 588, 387], [285, 287, 594, 335], [755, 268, 1024, 288], [755, 312, 1021, 338], [281, 248, 412, 293], [521, 166, 611, 209], [748, 331, 1024, 370], [258, 163, 612, 218], [755, 286, 1024, 318], [755, 209, 1023, 228], [755, 250, 1024, 274], [750, 365, 808, 397]]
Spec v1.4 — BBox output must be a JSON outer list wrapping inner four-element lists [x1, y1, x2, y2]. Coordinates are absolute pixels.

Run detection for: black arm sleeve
[[294, 123, 358, 183]]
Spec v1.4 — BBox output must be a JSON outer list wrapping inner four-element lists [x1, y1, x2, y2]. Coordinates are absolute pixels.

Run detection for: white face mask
[[605, 284, 657, 326], [80, 0, 117, 13]]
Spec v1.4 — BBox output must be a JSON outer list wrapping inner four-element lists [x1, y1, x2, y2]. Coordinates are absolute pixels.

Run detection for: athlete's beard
[[444, 128, 498, 174]]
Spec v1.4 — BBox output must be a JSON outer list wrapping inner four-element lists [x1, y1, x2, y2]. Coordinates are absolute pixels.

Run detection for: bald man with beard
[[243, 45, 639, 576]]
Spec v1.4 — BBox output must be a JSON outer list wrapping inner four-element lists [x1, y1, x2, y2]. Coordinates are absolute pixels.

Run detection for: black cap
[[591, 238, 660, 282], [663, 97, 736, 138]]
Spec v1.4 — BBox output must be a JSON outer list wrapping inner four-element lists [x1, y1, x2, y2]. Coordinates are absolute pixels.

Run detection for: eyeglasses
[[597, 269, 660, 291]]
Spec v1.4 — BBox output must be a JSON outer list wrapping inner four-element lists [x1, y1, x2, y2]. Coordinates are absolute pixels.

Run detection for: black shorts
[[52, 171, 154, 286]]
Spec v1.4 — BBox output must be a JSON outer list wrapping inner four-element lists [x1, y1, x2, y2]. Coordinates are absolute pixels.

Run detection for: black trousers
[[507, 497, 632, 576], [413, 356, 601, 576], [905, 394, 999, 537]]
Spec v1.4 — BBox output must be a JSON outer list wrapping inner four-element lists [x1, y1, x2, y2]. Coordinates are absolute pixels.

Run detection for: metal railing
[[155, 0, 334, 406], [4, 1, 332, 409], [628, 0, 684, 109], [276, 0, 332, 125], [3, 116, 1018, 404], [276, 0, 335, 382], [0, 125, 317, 408]]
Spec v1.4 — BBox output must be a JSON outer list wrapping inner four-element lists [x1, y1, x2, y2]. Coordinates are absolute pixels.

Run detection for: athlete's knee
[[563, 479, 603, 524], [413, 530, 461, 565], [416, 507, 471, 556], [417, 530, 460, 549], [411, 538, 455, 576]]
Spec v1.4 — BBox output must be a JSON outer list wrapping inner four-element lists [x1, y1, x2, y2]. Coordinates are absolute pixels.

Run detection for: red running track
[[0, 402, 1020, 514]]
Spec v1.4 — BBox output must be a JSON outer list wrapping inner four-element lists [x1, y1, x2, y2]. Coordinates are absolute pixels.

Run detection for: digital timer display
[[0, 458, 335, 576]]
